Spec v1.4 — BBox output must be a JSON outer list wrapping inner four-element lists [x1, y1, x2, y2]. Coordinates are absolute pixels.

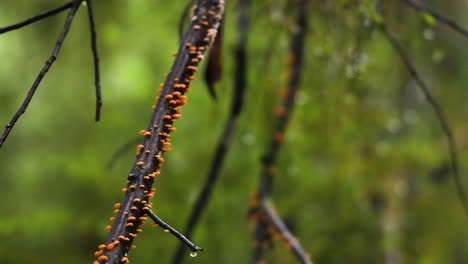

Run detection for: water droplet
[[423, 28, 435, 40], [190, 252, 197, 258]]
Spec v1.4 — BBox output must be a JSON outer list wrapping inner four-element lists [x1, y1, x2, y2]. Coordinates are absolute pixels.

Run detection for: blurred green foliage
[[1, 1, 468, 263]]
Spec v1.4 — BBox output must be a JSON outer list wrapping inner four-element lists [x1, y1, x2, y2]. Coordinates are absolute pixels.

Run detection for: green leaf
[[422, 12, 437, 26]]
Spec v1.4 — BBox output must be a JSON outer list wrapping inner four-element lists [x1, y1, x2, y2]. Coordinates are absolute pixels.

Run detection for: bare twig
[[146, 209, 203, 253], [378, 21, 468, 220], [106, 137, 142, 169], [172, 0, 249, 263], [85, 0, 103, 121], [178, 0, 196, 41], [0, 1, 82, 148], [93, 1, 225, 263], [252, 1, 312, 263], [402, 0, 468, 38], [0, 0, 77, 34]]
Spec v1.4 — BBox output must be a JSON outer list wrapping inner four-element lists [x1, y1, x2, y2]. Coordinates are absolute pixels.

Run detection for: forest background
[[0, 0, 467, 263]]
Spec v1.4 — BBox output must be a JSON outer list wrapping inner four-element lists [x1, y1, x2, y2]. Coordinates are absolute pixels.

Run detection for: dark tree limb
[[146, 209, 203, 253], [85, 0, 103, 121], [252, 1, 312, 263], [402, 0, 468, 38], [0, 0, 76, 34], [0, 1, 83, 148], [377, 16, 468, 220], [93, 1, 225, 263], [172, 0, 249, 263]]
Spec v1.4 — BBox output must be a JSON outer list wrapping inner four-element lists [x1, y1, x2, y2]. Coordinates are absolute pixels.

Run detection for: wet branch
[[93, 1, 225, 263], [378, 22, 468, 220], [172, 0, 249, 263], [402, 0, 468, 38], [252, 1, 312, 263]]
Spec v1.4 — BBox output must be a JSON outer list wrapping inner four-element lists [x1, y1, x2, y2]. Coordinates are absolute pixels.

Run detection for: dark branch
[[0, 1, 82, 148], [172, 0, 249, 263], [146, 209, 203, 253], [94, 1, 225, 263], [378, 22, 468, 220], [85, 0, 103, 121], [402, 0, 468, 39], [253, 1, 312, 263], [0, 1, 77, 34]]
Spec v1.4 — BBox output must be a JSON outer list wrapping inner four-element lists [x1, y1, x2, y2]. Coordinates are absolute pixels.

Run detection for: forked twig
[[0, 1, 83, 148], [172, 0, 249, 263], [252, 1, 312, 263], [93, 1, 225, 263], [402, 0, 468, 38], [0, 0, 102, 147], [378, 20, 468, 220]]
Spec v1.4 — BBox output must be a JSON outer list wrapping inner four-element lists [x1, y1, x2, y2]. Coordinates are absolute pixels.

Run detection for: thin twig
[[253, 1, 312, 263], [402, 0, 468, 38], [94, 1, 225, 263], [378, 22, 468, 220], [0, 0, 77, 34], [178, 0, 196, 42], [106, 137, 142, 169], [172, 0, 249, 263], [0, 1, 82, 148], [85, 0, 103, 121], [146, 209, 203, 253]]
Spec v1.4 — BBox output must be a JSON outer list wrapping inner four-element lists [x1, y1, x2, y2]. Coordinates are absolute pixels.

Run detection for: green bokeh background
[[1, 1, 468, 263]]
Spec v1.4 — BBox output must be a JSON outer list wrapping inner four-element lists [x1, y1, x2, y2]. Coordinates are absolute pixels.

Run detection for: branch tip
[[146, 209, 203, 253]]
